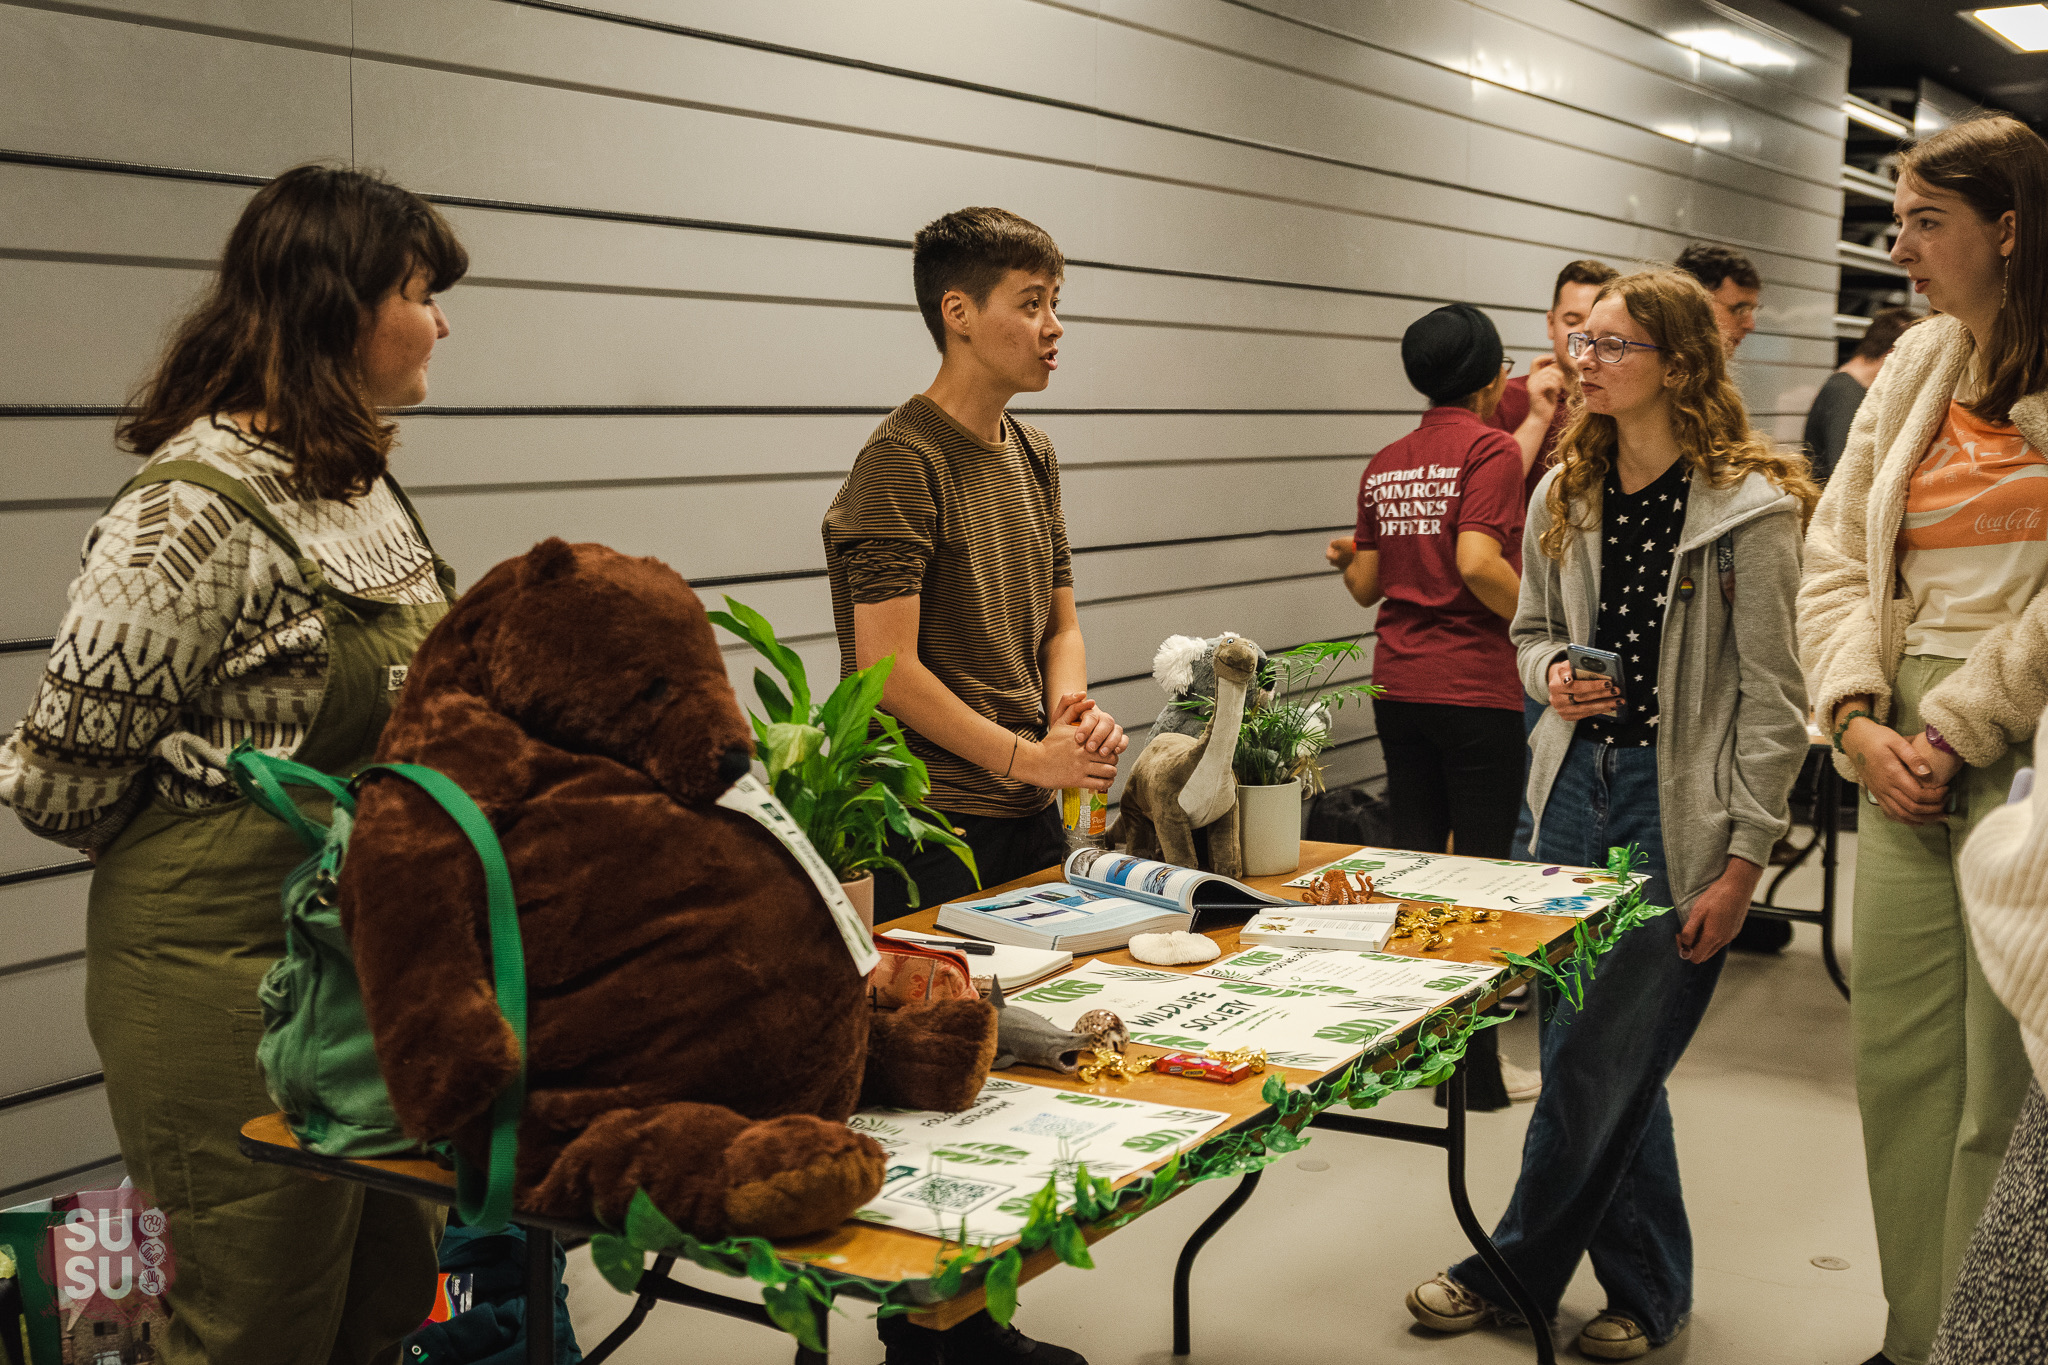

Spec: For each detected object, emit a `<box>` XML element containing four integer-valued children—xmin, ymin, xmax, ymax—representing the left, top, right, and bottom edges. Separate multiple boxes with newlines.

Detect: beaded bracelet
<box><xmin>1831</xmin><ymin>708</ymin><xmax>1873</xmax><ymax>755</ymax></box>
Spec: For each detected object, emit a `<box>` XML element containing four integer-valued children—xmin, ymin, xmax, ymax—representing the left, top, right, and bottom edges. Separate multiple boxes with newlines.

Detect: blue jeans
<box><xmin>1451</xmin><ymin>736</ymin><xmax>1725</xmax><ymax>1346</ymax></box>
<box><xmin>1512</xmin><ymin>694</ymin><xmax>1545</xmax><ymax>856</ymax></box>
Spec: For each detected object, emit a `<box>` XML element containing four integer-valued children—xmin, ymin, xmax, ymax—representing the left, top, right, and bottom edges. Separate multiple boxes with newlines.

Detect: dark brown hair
<box><xmin>1552</xmin><ymin>258</ymin><xmax>1619</xmax><ymax>306</ymax></box>
<box><xmin>1540</xmin><ymin>270</ymin><xmax>1818</xmax><ymax>560</ymax></box>
<box><xmin>119</xmin><ymin>164</ymin><xmax>468</xmax><ymax>502</ymax></box>
<box><xmin>1900</xmin><ymin>114</ymin><xmax>2048</xmax><ymax>423</ymax></box>
<box><xmin>1854</xmin><ymin>306</ymin><xmax>1921</xmax><ymax>360</ymax></box>
<box><xmin>1674</xmin><ymin>242</ymin><xmax>1760</xmax><ymax>293</ymax></box>
<box><xmin>911</xmin><ymin>207</ymin><xmax>1064</xmax><ymax>353</ymax></box>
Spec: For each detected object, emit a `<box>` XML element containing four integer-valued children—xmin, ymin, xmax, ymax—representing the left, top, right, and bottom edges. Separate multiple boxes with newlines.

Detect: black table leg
<box><xmin>582</xmin><ymin>1254</ymin><xmax>677</xmax><ymax>1365</ymax></box>
<box><xmin>1816</xmin><ymin>760</ymin><xmax>1850</xmax><ymax>1002</ymax></box>
<box><xmin>525</xmin><ymin>1225</ymin><xmax>556</xmax><ymax>1365</ymax></box>
<box><xmin>1311</xmin><ymin>1068</ymin><xmax>1555</xmax><ymax>1363</ymax></box>
<box><xmin>1171</xmin><ymin>1169</ymin><xmax>1265</xmax><ymax>1356</ymax></box>
<box><xmin>1440</xmin><ymin>1070</ymin><xmax>1555</xmax><ymax>1365</ymax></box>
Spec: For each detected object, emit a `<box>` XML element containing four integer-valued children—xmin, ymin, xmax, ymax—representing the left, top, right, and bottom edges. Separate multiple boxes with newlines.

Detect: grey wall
<box><xmin>0</xmin><ymin>0</ymin><xmax>1846</xmax><ymax>1196</ymax></box>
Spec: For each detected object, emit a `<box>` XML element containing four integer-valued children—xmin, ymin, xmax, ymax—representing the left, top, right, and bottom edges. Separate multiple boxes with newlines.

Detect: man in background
<box><xmin>1804</xmin><ymin>307</ymin><xmax>1918</xmax><ymax>482</ymax></box>
<box><xmin>1490</xmin><ymin>258</ymin><xmax>1619</xmax><ymax>505</ymax></box>
<box><xmin>1676</xmin><ymin>242</ymin><xmax>1761</xmax><ymax>352</ymax></box>
<box><xmin>1491</xmin><ymin>258</ymin><xmax>1617</xmax><ymax>860</ymax></box>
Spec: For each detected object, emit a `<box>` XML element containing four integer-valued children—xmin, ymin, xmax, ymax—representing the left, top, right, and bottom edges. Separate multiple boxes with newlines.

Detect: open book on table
<box><xmin>935</xmin><ymin>848</ymin><xmax>1290</xmax><ymax>954</ymax></box>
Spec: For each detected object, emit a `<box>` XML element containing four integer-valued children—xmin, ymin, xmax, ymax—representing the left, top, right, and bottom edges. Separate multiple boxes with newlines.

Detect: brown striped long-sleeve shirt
<box><xmin>823</xmin><ymin>394</ymin><xmax>1072</xmax><ymax>817</ymax></box>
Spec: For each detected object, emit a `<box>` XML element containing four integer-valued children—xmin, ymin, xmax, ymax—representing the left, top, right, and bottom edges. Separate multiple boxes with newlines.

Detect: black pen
<box><xmin>889</xmin><ymin>932</ymin><xmax>995</xmax><ymax>955</ymax></box>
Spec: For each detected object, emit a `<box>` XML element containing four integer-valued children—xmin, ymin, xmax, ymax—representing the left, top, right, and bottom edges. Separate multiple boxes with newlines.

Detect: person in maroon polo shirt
<box><xmin>1326</xmin><ymin>302</ymin><xmax>1537</xmax><ymax>1109</ymax></box>
<box><xmin>1491</xmin><ymin>258</ymin><xmax>1619</xmax><ymax>506</ymax></box>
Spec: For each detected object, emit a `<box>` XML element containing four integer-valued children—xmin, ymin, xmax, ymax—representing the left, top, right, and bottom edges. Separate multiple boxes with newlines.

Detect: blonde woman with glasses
<box><xmin>1407</xmin><ymin>269</ymin><xmax>1815</xmax><ymax>1359</ymax></box>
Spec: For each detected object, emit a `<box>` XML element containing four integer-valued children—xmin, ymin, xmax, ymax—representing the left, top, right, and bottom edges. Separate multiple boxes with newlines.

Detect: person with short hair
<box><xmin>825</xmin><ymin>209</ymin><xmax>1118</xmax><ymax>1363</ymax></box>
<box><xmin>1328</xmin><ymin>303</ymin><xmax>1540</xmax><ymax>1108</ymax></box>
<box><xmin>1408</xmin><ymin>269</ymin><xmax>1814</xmax><ymax>1360</ymax></box>
<box><xmin>1804</xmin><ymin>307</ymin><xmax>1921</xmax><ymax>482</ymax></box>
<box><xmin>1801</xmin><ymin>113</ymin><xmax>2048</xmax><ymax>1365</ymax></box>
<box><xmin>0</xmin><ymin>165</ymin><xmax>465</xmax><ymax>1364</ymax></box>
<box><xmin>1493</xmin><ymin>258</ymin><xmax>1621</xmax><ymax>856</ymax></box>
<box><xmin>1492</xmin><ymin>258</ymin><xmax>1622</xmax><ymax>499</ymax></box>
<box><xmin>1675</xmin><ymin>242</ymin><xmax>1762</xmax><ymax>351</ymax></box>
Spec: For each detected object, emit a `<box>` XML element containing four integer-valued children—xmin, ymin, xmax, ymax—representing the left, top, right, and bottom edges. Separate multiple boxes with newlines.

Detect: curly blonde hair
<box><xmin>1538</xmin><ymin>268</ymin><xmax>1819</xmax><ymax>560</ymax></box>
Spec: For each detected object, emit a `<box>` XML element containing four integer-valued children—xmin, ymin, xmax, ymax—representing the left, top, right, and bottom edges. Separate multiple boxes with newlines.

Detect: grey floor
<box><xmin>564</xmin><ymin>833</ymin><xmax>1881</xmax><ymax>1364</ymax></box>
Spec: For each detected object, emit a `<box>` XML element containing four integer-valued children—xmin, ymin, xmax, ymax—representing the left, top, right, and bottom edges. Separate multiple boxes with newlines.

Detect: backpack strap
<box><xmin>357</xmin><ymin>762</ymin><xmax>526</xmax><ymax>1233</ymax></box>
<box><xmin>228</xmin><ymin>745</ymin><xmax>356</xmax><ymax>851</ymax></box>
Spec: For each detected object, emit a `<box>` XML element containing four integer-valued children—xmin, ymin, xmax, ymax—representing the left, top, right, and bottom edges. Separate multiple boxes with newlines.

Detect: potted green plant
<box><xmin>1194</xmin><ymin>641</ymin><xmax>1382</xmax><ymax>876</ymax></box>
<box><xmin>706</xmin><ymin>598</ymin><xmax>976</xmax><ymax>922</ymax></box>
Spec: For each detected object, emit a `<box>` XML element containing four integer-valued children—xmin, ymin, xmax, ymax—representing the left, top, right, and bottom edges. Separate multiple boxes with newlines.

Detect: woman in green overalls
<box><xmin>3</xmin><ymin>166</ymin><xmax>467</xmax><ymax>1363</ymax></box>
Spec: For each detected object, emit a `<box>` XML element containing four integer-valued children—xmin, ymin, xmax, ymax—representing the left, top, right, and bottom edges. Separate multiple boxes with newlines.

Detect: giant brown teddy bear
<box><xmin>339</xmin><ymin>539</ymin><xmax>997</xmax><ymax>1238</ymax></box>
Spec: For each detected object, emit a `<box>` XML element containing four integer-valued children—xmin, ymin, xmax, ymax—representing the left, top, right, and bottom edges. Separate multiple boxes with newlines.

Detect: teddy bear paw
<box><xmin>720</xmin><ymin>1114</ymin><xmax>887</xmax><ymax>1240</ymax></box>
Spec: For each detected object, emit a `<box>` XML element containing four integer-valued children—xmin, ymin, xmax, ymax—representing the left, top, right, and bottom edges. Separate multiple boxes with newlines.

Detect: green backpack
<box><xmin>229</xmin><ymin>744</ymin><xmax>527</xmax><ymax>1230</ymax></box>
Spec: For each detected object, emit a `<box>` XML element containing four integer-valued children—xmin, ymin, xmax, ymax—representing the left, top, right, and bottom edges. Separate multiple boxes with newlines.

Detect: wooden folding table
<box><xmin>242</xmin><ymin>839</ymin><xmax>1598</xmax><ymax>1363</ymax></box>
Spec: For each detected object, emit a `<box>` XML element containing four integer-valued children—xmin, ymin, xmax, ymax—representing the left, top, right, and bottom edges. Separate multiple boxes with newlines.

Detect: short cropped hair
<box><xmin>911</xmin><ymin>208</ymin><xmax>1065</xmax><ymax>353</ymax></box>
<box><xmin>1855</xmin><ymin>306</ymin><xmax>1920</xmax><ymax>360</ymax></box>
<box><xmin>1552</xmin><ymin>258</ymin><xmax>1619</xmax><ymax>306</ymax></box>
<box><xmin>1675</xmin><ymin>242</ymin><xmax>1761</xmax><ymax>293</ymax></box>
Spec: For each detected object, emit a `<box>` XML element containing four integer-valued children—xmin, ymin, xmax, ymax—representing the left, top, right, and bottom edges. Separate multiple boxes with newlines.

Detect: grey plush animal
<box><xmin>987</xmin><ymin>978</ymin><xmax>1120</xmax><ymax>1073</ymax></box>
<box><xmin>1151</xmin><ymin>633</ymin><xmax>1270</xmax><ymax>740</ymax></box>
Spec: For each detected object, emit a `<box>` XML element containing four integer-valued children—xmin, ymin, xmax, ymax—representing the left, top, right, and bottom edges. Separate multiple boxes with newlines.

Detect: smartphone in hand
<box><xmin>1566</xmin><ymin>643</ymin><xmax>1627</xmax><ymax>705</ymax></box>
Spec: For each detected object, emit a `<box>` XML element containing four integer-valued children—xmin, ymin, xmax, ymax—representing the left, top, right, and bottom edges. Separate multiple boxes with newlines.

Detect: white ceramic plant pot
<box><xmin>839</xmin><ymin>874</ymin><xmax>876</xmax><ymax>929</ymax></box>
<box><xmin>1237</xmin><ymin>779</ymin><xmax>1304</xmax><ymax>877</ymax></box>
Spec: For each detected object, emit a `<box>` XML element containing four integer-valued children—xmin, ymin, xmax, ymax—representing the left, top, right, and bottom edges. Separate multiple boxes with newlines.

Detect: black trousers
<box><xmin>872</xmin><ymin>802</ymin><xmax>1068</xmax><ymax>925</ymax></box>
<box><xmin>1373</xmin><ymin>697</ymin><xmax>1527</xmax><ymax>1112</ymax></box>
<box><xmin>1372</xmin><ymin>698</ymin><xmax>1527</xmax><ymax>862</ymax></box>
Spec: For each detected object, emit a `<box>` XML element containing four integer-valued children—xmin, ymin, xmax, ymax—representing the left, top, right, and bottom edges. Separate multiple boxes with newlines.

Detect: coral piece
<box><xmin>1128</xmin><ymin>930</ymin><xmax>1223</xmax><ymax>966</ymax></box>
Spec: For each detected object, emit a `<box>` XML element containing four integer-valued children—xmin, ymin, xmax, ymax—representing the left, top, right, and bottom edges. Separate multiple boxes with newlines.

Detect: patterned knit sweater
<box><xmin>1</xmin><ymin>416</ymin><xmax>442</xmax><ymax>850</ymax></box>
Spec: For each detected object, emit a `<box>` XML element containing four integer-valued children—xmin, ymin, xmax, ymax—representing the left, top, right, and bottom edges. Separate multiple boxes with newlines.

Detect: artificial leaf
<box><xmin>1050</xmin><ymin>1218</ymin><xmax>1095</xmax><ymax>1269</ymax></box>
<box><xmin>760</xmin><ymin>1280</ymin><xmax>828</xmax><ymax>1354</ymax></box>
<box><xmin>984</xmin><ymin>1247</ymin><xmax>1022</xmax><ymax>1326</ymax></box>
<box><xmin>624</xmin><ymin>1188</ymin><xmax>685</xmax><ymax>1252</ymax></box>
<box><xmin>588</xmin><ymin>1233</ymin><xmax>645</xmax><ymax>1294</ymax></box>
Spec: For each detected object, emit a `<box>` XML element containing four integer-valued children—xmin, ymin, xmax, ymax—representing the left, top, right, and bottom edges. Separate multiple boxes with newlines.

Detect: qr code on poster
<box><xmin>890</xmin><ymin>1173</ymin><xmax>1013</xmax><ymax>1214</ymax></box>
<box><xmin>1009</xmin><ymin>1113</ymin><xmax>1108</xmax><ymax>1141</ymax></box>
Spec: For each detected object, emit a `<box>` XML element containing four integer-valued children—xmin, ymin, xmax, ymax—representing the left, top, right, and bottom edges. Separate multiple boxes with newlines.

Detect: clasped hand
<box><xmin>1840</xmin><ymin>714</ymin><xmax>1961</xmax><ymax>825</ymax></box>
<box><xmin>1025</xmin><ymin>692</ymin><xmax>1126</xmax><ymax>793</ymax></box>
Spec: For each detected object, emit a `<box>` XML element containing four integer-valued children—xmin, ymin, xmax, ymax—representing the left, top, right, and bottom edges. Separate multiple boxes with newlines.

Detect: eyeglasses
<box><xmin>1566</xmin><ymin>332</ymin><xmax>1667</xmax><ymax>363</ymax></box>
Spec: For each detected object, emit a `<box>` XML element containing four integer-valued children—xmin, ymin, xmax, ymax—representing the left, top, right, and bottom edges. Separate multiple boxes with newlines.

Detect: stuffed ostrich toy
<box><xmin>1108</xmin><ymin>634</ymin><xmax>1259</xmax><ymax>876</ymax></box>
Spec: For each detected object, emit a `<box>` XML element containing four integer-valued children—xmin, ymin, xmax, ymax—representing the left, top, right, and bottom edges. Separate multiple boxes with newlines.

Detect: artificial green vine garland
<box><xmin>588</xmin><ymin>846</ymin><xmax>1668</xmax><ymax>1351</ymax></box>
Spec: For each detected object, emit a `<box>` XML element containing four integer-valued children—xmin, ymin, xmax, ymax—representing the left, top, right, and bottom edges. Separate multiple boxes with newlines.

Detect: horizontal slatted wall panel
<box><xmin>0</xmin><ymin>0</ymin><xmax>1845</xmax><ymax>1195</ymax></box>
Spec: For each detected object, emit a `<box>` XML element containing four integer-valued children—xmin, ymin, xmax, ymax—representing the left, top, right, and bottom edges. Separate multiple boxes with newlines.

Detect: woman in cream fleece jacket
<box><xmin>1798</xmin><ymin>115</ymin><xmax>2048</xmax><ymax>1365</ymax></box>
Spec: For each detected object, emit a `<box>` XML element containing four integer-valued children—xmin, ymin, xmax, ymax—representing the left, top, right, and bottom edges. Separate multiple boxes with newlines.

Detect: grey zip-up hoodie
<box><xmin>1512</xmin><ymin>465</ymin><xmax>1810</xmax><ymax>912</ymax></box>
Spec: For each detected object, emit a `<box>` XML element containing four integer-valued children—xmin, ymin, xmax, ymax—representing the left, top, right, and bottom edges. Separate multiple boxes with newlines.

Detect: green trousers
<box><xmin>1854</xmin><ymin>654</ymin><xmax>2034</xmax><ymax>1365</ymax></box>
<box><xmin>87</xmin><ymin>797</ymin><xmax>442</xmax><ymax>1365</ymax></box>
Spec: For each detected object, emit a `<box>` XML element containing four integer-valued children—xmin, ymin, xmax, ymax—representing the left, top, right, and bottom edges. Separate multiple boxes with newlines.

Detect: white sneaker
<box><xmin>1406</xmin><ymin>1273</ymin><xmax>1492</xmax><ymax>1333</ymax></box>
<box><xmin>1501</xmin><ymin>1059</ymin><xmax>1543</xmax><ymax>1102</ymax></box>
<box><xmin>1577</xmin><ymin>1312</ymin><xmax>1650</xmax><ymax>1359</ymax></box>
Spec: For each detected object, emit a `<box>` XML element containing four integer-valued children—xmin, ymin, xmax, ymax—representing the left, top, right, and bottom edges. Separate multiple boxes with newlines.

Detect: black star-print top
<box><xmin>1583</xmin><ymin>459</ymin><xmax>1690</xmax><ymax>748</ymax></box>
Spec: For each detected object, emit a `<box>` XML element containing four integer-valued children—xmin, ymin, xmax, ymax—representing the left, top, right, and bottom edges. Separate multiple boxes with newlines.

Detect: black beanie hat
<box><xmin>1401</xmin><ymin>303</ymin><xmax>1504</xmax><ymax>407</ymax></box>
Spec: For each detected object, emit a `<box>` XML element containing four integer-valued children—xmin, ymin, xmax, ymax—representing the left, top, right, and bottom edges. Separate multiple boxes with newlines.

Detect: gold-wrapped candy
<box><xmin>1204</xmin><ymin>1047</ymin><xmax>1267</xmax><ymax>1074</ymax></box>
<box><xmin>1076</xmin><ymin>1049</ymin><xmax>1152</xmax><ymax>1083</ymax></box>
